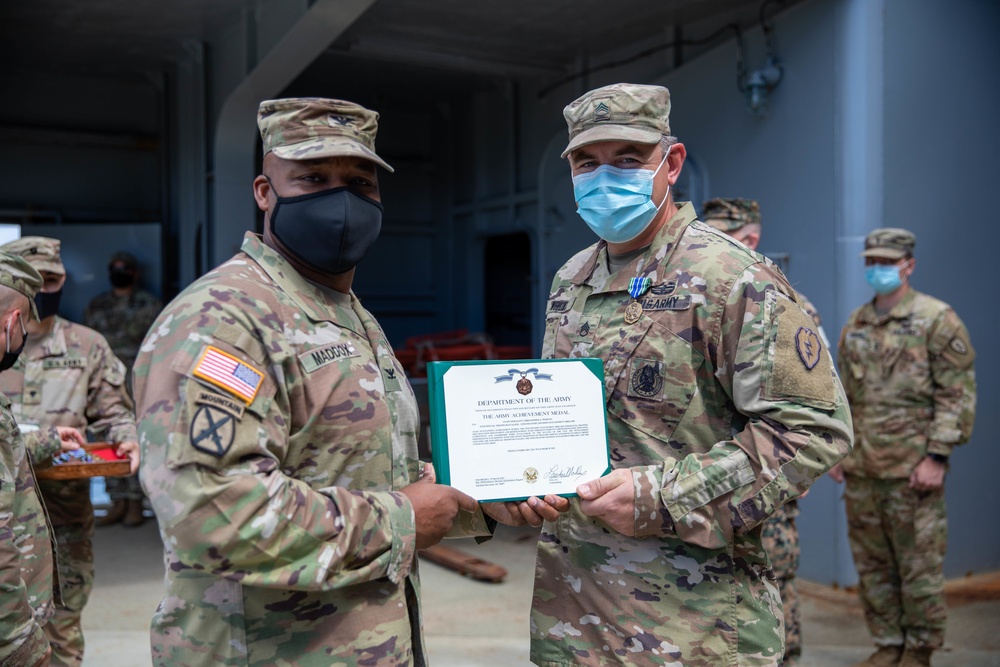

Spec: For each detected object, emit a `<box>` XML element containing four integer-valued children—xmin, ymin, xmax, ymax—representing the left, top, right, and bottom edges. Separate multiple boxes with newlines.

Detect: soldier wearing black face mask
<box><xmin>84</xmin><ymin>252</ymin><xmax>161</xmax><ymax>528</ymax></box>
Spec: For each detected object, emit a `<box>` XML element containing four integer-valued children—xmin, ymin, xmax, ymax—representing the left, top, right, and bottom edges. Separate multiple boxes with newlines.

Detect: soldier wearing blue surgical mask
<box><xmin>531</xmin><ymin>83</ymin><xmax>853</xmax><ymax>667</ymax></box>
<box><xmin>833</xmin><ymin>227</ymin><xmax>976</xmax><ymax>667</ymax></box>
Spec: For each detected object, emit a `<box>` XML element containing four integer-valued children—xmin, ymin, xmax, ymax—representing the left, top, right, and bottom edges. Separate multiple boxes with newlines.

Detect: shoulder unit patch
<box><xmin>794</xmin><ymin>326</ymin><xmax>822</xmax><ymax>370</ymax></box>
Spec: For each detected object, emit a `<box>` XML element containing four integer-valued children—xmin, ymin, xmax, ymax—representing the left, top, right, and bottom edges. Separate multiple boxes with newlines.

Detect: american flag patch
<box><xmin>192</xmin><ymin>346</ymin><xmax>264</xmax><ymax>405</ymax></box>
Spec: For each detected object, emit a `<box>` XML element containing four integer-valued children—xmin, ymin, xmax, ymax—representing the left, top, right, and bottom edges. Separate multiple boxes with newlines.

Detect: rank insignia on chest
<box><xmin>578</xmin><ymin>321</ymin><xmax>591</xmax><ymax>337</ymax></box>
<box><xmin>192</xmin><ymin>346</ymin><xmax>264</xmax><ymax>405</ymax></box>
<box><xmin>795</xmin><ymin>326</ymin><xmax>823</xmax><ymax>370</ymax></box>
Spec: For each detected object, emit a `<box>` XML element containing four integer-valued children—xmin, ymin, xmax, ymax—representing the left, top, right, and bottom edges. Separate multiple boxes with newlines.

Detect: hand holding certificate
<box><xmin>428</xmin><ymin>358</ymin><xmax>611</xmax><ymax>502</ymax></box>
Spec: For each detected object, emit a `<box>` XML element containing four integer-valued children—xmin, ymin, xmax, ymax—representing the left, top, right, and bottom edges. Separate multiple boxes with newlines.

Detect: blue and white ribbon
<box><xmin>494</xmin><ymin>368</ymin><xmax>554</xmax><ymax>383</ymax></box>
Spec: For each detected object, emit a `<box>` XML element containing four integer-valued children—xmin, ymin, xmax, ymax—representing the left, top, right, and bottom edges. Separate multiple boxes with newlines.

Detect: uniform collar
<box><xmin>858</xmin><ymin>288</ymin><xmax>917</xmax><ymax>324</ymax></box>
<box><xmin>571</xmin><ymin>202</ymin><xmax>697</xmax><ymax>293</ymax></box>
<box><xmin>239</xmin><ymin>233</ymin><xmax>364</xmax><ymax>331</ymax></box>
<box><xmin>24</xmin><ymin>316</ymin><xmax>68</xmax><ymax>360</ymax></box>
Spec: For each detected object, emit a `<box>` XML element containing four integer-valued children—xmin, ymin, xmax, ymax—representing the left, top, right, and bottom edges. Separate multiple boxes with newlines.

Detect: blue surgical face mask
<box><xmin>572</xmin><ymin>148</ymin><xmax>671</xmax><ymax>244</ymax></box>
<box><xmin>865</xmin><ymin>264</ymin><xmax>905</xmax><ymax>295</ymax></box>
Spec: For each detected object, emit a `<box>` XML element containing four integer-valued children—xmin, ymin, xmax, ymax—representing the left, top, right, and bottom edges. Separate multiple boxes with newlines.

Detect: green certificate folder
<box><xmin>427</xmin><ymin>358</ymin><xmax>611</xmax><ymax>502</ymax></box>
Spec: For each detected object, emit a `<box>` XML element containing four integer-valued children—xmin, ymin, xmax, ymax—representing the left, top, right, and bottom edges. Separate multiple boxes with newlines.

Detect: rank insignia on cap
<box><xmin>192</xmin><ymin>346</ymin><xmax>264</xmax><ymax>405</ymax></box>
<box><xmin>795</xmin><ymin>327</ymin><xmax>822</xmax><ymax>371</ymax></box>
<box><xmin>594</xmin><ymin>102</ymin><xmax>610</xmax><ymax>122</ymax></box>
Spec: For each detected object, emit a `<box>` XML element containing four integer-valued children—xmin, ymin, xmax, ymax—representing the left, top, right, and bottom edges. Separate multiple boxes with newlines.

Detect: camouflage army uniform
<box><xmin>531</xmin><ymin>203</ymin><xmax>854</xmax><ymax>666</ymax></box>
<box><xmin>0</xmin><ymin>394</ymin><xmax>57</xmax><ymax>667</ymax></box>
<box><xmin>134</xmin><ymin>233</ymin><xmax>486</xmax><ymax>667</ymax></box>
<box><xmin>0</xmin><ymin>316</ymin><xmax>137</xmax><ymax>667</ymax></box>
<box><xmin>701</xmin><ymin>197</ymin><xmax>827</xmax><ymax>667</ymax></box>
<box><xmin>838</xmin><ymin>288</ymin><xmax>975</xmax><ymax>652</ymax></box>
<box><xmin>84</xmin><ymin>288</ymin><xmax>161</xmax><ymax>503</ymax></box>
<box><xmin>760</xmin><ymin>293</ymin><xmax>823</xmax><ymax>667</ymax></box>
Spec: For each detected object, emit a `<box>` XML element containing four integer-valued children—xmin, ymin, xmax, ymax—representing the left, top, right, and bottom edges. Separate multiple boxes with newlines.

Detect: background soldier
<box><xmin>702</xmin><ymin>197</ymin><xmax>826</xmax><ymax>667</ymax></box>
<box><xmin>831</xmin><ymin>228</ymin><xmax>976</xmax><ymax>667</ymax></box>
<box><xmin>84</xmin><ymin>251</ymin><xmax>161</xmax><ymax>528</ymax></box>
<box><xmin>0</xmin><ymin>237</ymin><xmax>139</xmax><ymax>667</ymax></box>
<box><xmin>530</xmin><ymin>83</ymin><xmax>853</xmax><ymax>667</ymax></box>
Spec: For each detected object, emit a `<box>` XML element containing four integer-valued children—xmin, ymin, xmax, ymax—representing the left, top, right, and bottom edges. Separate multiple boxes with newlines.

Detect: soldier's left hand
<box><xmin>482</xmin><ymin>495</ymin><xmax>570</xmax><ymax>527</ymax></box>
<box><xmin>116</xmin><ymin>440</ymin><xmax>140</xmax><ymax>475</ymax></box>
<box><xmin>909</xmin><ymin>456</ymin><xmax>945</xmax><ymax>491</ymax></box>
<box><xmin>577</xmin><ymin>469</ymin><xmax>636</xmax><ymax>537</ymax></box>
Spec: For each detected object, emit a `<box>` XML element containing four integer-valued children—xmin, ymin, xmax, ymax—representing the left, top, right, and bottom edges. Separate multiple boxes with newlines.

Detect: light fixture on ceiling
<box><xmin>737</xmin><ymin>0</ymin><xmax>785</xmax><ymax>117</ymax></box>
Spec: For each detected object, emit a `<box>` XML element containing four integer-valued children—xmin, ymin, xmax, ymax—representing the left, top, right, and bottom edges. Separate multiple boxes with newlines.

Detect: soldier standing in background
<box><xmin>0</xmin><ymin>236</ymin><xmax>139</xmax><ymax>667</ymax></box>
<box><xmin>702</xmin><ymin>197</ymin><xmax>827</xmax><ymax>667</ymax></box>
<box><xmin>832</xmin><ymin>228</ymin><xmax>976</xmax><ymax>667</ymax></box>
<box><xmin>530</xmin><ymin>83</ymin><xmax>853</xmax><ymax>667</ymax></box>
<box><xmin>84</xmin><ymin>251</ymin><xmax>161</xmax><ymax>528</ymax></box>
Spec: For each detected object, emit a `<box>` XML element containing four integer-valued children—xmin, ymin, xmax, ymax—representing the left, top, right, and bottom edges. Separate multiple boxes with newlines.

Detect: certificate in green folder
<box><xmin>427</xmin><ymin>358</ymin><xmax>611</xmax><ymax>502</ymax></box>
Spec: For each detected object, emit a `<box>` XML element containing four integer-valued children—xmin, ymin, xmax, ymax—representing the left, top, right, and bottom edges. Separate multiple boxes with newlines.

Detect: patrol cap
<box><xmin>0</xmin><ymin>251</ymin><xmax>43</xmax><ymax>320</ymax></box>
<box><xmin>702</xmin><ymin>198</ymin><xmax>761</xmax><ymax>232</ymax></box>
<box><xmin>108</xmin><ymin>251</ymin><xmax>138</xmax><ymax>270</ymax></box>
<box><xmin>0</xmin><ymin>236</ymin><xmax>65</xmax><ymax>276</ymax></box>
<box><xmin>860</xmin><ymin>227</ymin><xmax>916</xmax><ymax>260</ymax></box>
<box><xmin>561</xmin><ymin>83</ymin><xmax>671</xmax><ymax>158</ymax></box>
<box><xmin>257</xmin><ymin>97</ymin><xmax>394</xmax><ymax>172</ymax></box>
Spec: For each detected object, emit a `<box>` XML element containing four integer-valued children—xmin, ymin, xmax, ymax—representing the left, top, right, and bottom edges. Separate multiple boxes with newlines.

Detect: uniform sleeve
<box><xmin>925</xmin><ymin>308</ymin><xmax>976</xmax><ymax>456</ymax></box>
<box><xmin>0</xmin><ymin>458</ymin><xmax>49</xmax><ymax>667</ymax></box>
<box><xmin>84</xmin><ymin>339</ymin><xmax>137</xmax><ymax>443</ymax></box>
<box><xmin>633</xmin><ymin>265</ymin><xmax>854</xmax><ymax>548</ymax></box>
<box><xmin>136</xmin><ymin>308</ymin><xmax>418</xmax><ymax>592</ymax></box>
<box><xmin>21</xmin><ymin>427</ymin><xmax>63</xmax><ymax>466</ymax></box>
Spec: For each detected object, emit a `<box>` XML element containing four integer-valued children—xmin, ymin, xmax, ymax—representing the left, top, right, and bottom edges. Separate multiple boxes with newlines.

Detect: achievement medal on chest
<box><xmin>624</xmin><ymin>276</ymin><xmax>652</xmax><ymax>325</ymax></box>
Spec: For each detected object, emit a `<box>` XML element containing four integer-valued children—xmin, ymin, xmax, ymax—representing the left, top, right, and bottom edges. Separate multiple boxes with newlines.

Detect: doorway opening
<box><xmin>484</xmin><ymin>232</ymin><xmax>533</xmax><ymax>355</ymax></box>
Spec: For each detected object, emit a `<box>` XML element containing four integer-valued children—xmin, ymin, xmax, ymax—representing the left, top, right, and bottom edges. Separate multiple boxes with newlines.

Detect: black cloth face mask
<box><xmin>0</xmin><ymin>315</ymin><xmax>27</xmax><ymax>372</ymax></box>
<box><xmin>35</xmin><ymin>290</ymin><xmax>62</xmax><ymax>320</ymax></box>
<box><xmin>269</xmin><ymin>185</ymin><xmax>384</xmax><ymax>276</ymax></box>
<box><xmin>109</xmin><ymin>268</ymin><xmax>135</xmax><ymax>288</ymax></box>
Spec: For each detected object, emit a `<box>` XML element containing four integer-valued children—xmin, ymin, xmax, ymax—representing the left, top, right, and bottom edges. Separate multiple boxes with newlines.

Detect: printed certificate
<box><xmin>428</xmin><ymin>358</ymin><xmax>611</xmax><ymax>502</ymax></box>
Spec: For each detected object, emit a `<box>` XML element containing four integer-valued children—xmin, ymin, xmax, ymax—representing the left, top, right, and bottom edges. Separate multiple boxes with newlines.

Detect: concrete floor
<box><xmin>81</xmin><ymin>519</ymin><xmax>1000</xmax><ymax>667</ymax></box>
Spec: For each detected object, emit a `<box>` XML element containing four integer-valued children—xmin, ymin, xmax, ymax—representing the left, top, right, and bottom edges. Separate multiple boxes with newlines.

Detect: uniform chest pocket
<box><xmin>843</xmin><ymin>332</ymin><xmax>869</xmax><ymax>380</ymax></box>
<box><xmin>605</xmin><ymin>318</ymin><xmax>704</xmax><ymax>445</ymax></box>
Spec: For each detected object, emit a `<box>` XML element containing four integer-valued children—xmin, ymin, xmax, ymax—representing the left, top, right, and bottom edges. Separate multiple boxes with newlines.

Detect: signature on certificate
<box><xmin>544</xmin><ymin>464</ymin><xmax>587</xmax><ymax>482</ymax></box>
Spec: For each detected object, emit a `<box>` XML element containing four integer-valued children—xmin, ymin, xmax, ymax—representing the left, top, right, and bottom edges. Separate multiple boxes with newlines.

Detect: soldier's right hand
<box><xmin>400</xmin><ymin>464</ymin><xmax>478</xmax><ymax>550</ymax></box>
<box><xmin>827</xmin><ymin>463</ymin><xmax>845</xmax><ymax>484</ymax></box>
<box><xmin>56</xmin><ymin>427</ymin><xmax>85</xmax><ymax>451</ymax></box>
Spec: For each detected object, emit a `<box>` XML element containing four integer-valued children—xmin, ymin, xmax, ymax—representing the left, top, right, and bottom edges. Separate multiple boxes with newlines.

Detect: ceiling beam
<box><xmin>328</xmin><ymin>39</ymin><xmax>567</xmax><ymax>79</ymax></box>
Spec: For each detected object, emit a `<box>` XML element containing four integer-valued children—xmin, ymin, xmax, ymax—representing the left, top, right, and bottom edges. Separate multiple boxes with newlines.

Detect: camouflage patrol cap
<box><xmin>702</xmin><ymin>198</ymin><xmax>761</xmax><ymax>232</ymax></box>
<box><xmin>108</xmin><ymin>251</ymin><xmax>138</xmax><ymax>269</ymax></box>
<box><xmin>861</xmin><ymin>227</ymin><xmax>916</xmax><ymax>260</ymax></box>
<box><xmin>0</xmin><ymin>236</ymin><xmax>64</xmax><ymax>276</ymax></box>
<box><xmin>257</xmin><ymin>97</ymin><xmax>394</xmax><ymax>172</ymax></box>
<box><xmin>0</xmin><ymin>252</ymin><xmax>43</xmax><ymax>320</ymax></box>
<box><xmin>561</xmin><ymin>83</ymin><xmax>671</xmax><ymax>158</ymax></box>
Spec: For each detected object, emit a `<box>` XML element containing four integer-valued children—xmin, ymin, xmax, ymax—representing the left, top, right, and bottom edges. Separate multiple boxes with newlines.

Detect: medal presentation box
<box><xmin>35</xmin><ymin>443</ymin><xmax>131</xmax><ymax>481</ymax></box>
<box><xmin>428</xmin><ymin>358</ymin><xmax>611</xmax><ymax>502</ymax></box>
